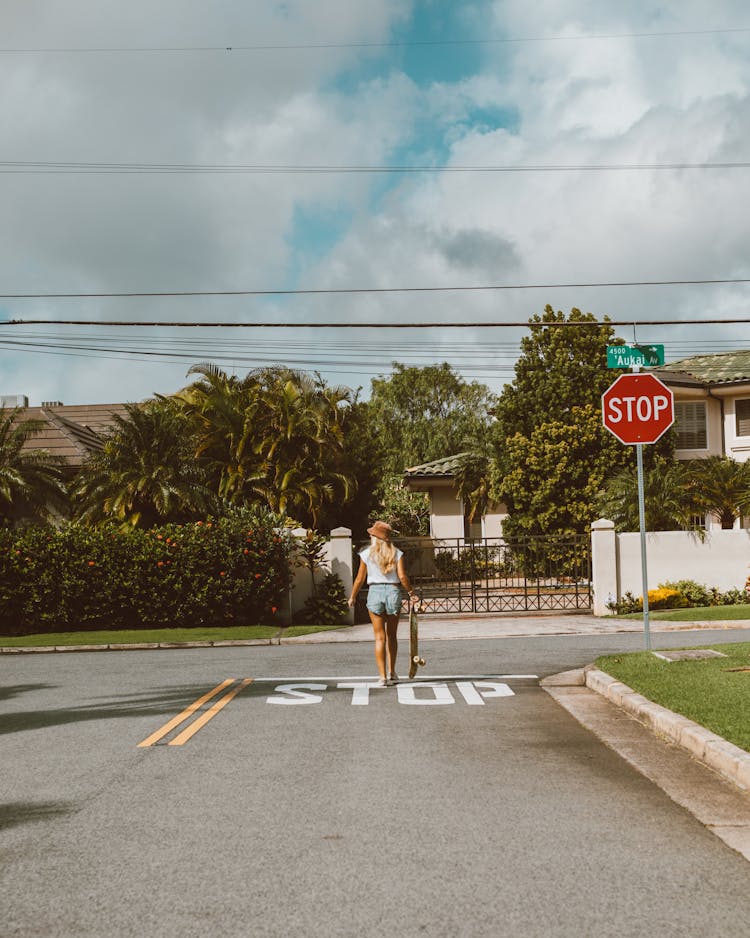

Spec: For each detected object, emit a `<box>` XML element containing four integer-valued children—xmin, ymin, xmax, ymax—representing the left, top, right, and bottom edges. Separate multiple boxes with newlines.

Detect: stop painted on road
<box><xmin>265</xmin><ymin>679</ymin><xmax>532</xmax><ymax>706</ymax></box>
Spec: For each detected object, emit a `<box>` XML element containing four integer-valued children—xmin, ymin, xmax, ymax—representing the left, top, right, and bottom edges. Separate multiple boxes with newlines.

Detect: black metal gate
<box><xmin>396</xmin><ymin>535</ymin><xmax>592</xmax><ymax>614</ymax></box>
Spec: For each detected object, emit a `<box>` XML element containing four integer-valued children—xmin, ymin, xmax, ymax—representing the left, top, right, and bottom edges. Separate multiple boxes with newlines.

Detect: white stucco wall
<box><xmin>617</xmin><ymin>529</ymin><xmax>750</xmax><ymax>596</ymax></box>
<box><xmin>428</xmin><ymin>486</ymin><xmax>463</xmax><ymax>539</ymax></box>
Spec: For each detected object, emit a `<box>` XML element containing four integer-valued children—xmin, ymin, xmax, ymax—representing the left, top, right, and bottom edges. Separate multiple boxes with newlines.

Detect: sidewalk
<box><xmin>280</xmin><ymin>612</ymin><xmax>750</xmax><ymax>643</ymax></box>
<box><xmin>3</xmin><ymin>612</ymin><xmax>750</xmax><ymax>654</ymax></box>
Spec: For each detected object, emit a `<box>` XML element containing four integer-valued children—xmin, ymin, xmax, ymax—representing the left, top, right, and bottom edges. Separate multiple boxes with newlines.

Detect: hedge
<box><xmin>0</xmin><ymin>508</ymin><xmax>291</xmax><ymax>635</ymax></box>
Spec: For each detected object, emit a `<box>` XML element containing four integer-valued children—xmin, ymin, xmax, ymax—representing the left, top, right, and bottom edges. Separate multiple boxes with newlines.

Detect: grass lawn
<box><xmin>596</xmin><ymin>642</ymin><xmax>750</xmax><ymax>753</ymax></box>
<box><xmin>619</xmin><ymin>604</ymin><xmax>750</xmax><ymax>621</ymax></box>
<box><xmin>0</xmin><ymin>624</ymin><xmax>349</xmax><ymax>648</ymax></box>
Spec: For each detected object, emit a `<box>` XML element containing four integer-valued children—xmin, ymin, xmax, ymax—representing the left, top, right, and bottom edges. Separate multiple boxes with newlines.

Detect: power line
<box><xmin>1</xmin><ymin>26</ymin><xmax>749</xmax><ymax>54</ymax></box>
<box><xmin>2</xmin><ymin>278</ymin><xmax>750</xmax><ymax>301</ymax></box>
<box><xmin>4</xmin><ymin>317</ymin><xmax>750</xmax><ymax>329</ymax></box>
<box><xmin>3</xmin><ymin>159</ymin><xmax>750</xmax><ymax>175</ymax></box>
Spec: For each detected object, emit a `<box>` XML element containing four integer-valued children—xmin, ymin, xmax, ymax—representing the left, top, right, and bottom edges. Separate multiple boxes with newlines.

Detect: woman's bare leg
<box><xmin>385</xmin><ymin>614</ymin><xmax>399</xmax><ymax>677</ymax></box>
<box><xmin>369</xmin><ymin>611</ymin><xmax>387</xmax><ymax>680</ymax></box>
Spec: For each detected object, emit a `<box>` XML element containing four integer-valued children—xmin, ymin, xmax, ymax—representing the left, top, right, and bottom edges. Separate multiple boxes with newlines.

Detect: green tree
<box><xmin>0</xmin><ymin>407</ymin><xmax>68</xmax><ymax>525</ymax></box>
<box><xmin>597</xmin><ymin>455</ymin><xmax>697</xmax><ymax>531</ymax></box>
<box><xmin>174</xmin><ymin>363</ymin><xmax>265</xmax><ymax>503</ymax></box>
<box><xmin>689</xmin><ymin>456</ymin><xmax>750</xmax><ymax>529</ymax></box>
<box><xmin>73</xmin><ymin>402</ymin><xmax>216</xmax><ymax>528</ymax></box>
<box><xmin>315</xmin><ymin>399</ymin><xmax>383</xmax><ymax>537</ymax></box>
<box><xmin>176</xmin><ymin>365</ymin><xmax>356</xmax><ymax>527</ymax></box>
<box><xmin>491</xmin><ymin>306</ymin><xmax>672</xmax><ymax>538</ymax></box>
<box><xmin>252</xmin><ymin>368</ymin><xmax>354</xmax><ymax>525</ymax></box>
<box><xmin>497</xmin><ymin>406</ymin><xmax>617</xmax><ymax>537</ymax></box>
<box><xmin>371</xmin><ymin>474</ymin><xmax>430</xmax><ymax>537</ymax></box>
<box><xmin>368</xmin><ymin>363</ymin><xmax>497</xmax><ymax>475</ymax></box>
<box><xmin>493</xmin><ymin>306</ymin><xmax>621</xmax><ymax>441</ymax></box>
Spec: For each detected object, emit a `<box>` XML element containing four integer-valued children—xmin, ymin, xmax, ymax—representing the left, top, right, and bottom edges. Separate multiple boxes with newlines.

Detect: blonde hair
<box><xmin>370</xmin><ymin>535</ymin><xmax>397</xmax><ymax>575</ymax></box>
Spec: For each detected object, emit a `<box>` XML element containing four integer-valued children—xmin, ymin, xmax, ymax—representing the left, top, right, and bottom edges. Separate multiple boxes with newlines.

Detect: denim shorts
<box><xmin>366</xmin><ymin>583</ymin><xmax>403</xmax><ymax>616</ymax></box>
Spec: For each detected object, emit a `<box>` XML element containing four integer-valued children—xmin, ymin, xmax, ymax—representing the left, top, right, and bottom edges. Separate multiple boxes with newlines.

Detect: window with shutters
<box><xmin>735</xmin><ymin>399</ymin><xmax>750</xmax><ymax>437</ymax></box>
<box><xmin>674</xmin><ymin>401</ymin><xmax>707</xmax><ymax>449</ymax></box>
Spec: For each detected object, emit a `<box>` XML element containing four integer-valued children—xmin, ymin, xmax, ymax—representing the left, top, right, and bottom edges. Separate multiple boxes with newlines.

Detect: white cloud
<box><xmin>1</xmin><ymin>1</ymin><xmax>750</xmax><ymax>403</ymax></box>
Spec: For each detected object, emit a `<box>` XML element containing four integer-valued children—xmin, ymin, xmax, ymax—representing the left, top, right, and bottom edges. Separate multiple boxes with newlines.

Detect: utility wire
<box><xmin>2</xmin><ymin>159</ymin><xmax>750</xmax><ymax>174</ymax></box>
<box><xmin>4</xmin><ymin>317</ymin><xmax>750</xmax><ymax>329</ymax></box>
<box><xmin>3</xmin><ymin>278</ymin><xmax>750</xmax><ymax>301</ymax></box>
<box><xmin>1</xmin><ymin>26</ymin><xmax>749</xmax><ymax>54</ymax></box>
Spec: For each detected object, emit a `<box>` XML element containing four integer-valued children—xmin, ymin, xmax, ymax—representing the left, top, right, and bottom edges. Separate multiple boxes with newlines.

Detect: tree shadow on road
<box><xmin>0</xmin><ymin>685</ymin><xmax>226</xmax><ymax>737</ymax></box>
<box><xmin>0</xmin><ymin>801</ymin><xmax>77</xmax><ymax>832</ymax></box>
<box><xmin>0</xmin><ymin>683</ymin><xmax>59</xmax><ymax>702</ymax></box>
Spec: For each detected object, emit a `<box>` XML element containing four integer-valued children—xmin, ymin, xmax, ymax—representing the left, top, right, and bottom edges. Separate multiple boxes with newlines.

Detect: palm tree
<box><xmin>253</xmin><ymin>369</ymin><xmax>354</xmax><ymax>524</ymax></box>
<box><xmin>689</xmin><ymin>456</ymin><xmax>750</xmax><ymax>529</ymax></box>
<box><xmin>0</xmin><ymin>407</ymin><xmax>68</xmax><ymax>525</ymax></box>
<box><xmin>173</xmin><ymin>363</ymin><xmax>265</xmax><ymax>503</ymax></box>
<box><xmin>598</xmin><ymin>456</ymin><xmax>697</xmax><ymax>531</ymax></box>
<box><xmin>453</xmin><ymin>452</ymin><xmax>493</xmax><ymax>523</ymax></box>
<box><xmin>72</xmin><ymin>401</ymin><xmax>216</xmax><ymax>528</ymax></box>
<box><xmin>176</xmin><ymin>364</ymin><xmax>355</xmax><ymax>526</ymax></box>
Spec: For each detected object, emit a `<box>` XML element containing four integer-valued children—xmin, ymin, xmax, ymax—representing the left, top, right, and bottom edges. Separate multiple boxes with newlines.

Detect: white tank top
<box><xmin>359</xmin><ymin>546</ymin><xmax>403</xmax><ymax>584</ymax></box>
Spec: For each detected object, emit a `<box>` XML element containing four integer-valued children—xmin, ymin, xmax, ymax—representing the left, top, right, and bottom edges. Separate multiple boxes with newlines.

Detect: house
<box><xmin>7</xmin><ymin>399</ymin><xmax>129</xmax><ymax>474</ymax></box>
<box><xmin>654</xmin><ymin>350</ymin><xmax>750</xmax><ymax>462</ymax></box>
<box><xmin>402</xmin><ymin>453</ymin><xmax>508</xmax><ymax>541</ymax></box>
<box><xmin>403</xmin><ymin>350</ymin><xmax>750</xmax><ymax>541</ymax></box>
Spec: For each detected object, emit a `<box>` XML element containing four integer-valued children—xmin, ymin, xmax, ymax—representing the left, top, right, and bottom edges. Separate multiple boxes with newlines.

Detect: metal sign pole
<box><xmin>636</xmin><ymin>442</ymin><xmax>651</xmax><ymax>650</ymax></box>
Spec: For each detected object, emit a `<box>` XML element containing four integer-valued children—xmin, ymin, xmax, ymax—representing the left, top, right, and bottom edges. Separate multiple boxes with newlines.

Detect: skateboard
<box><xmin>408</xmin><ymin>603</ymin><xmax>426</xmax><ymax>679</ymax></box>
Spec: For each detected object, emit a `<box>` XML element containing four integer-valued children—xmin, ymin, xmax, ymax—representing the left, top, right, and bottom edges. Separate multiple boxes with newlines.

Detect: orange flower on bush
<box><xmin>255</xmin><ymin>573</ymin><xmax>262</xmax><ymax>579</ymax></box>
<box><xmin>88</xmin><ymin>561</ymin><xmax>96</xmax><ymax>567</ymax></box>
<box><xmin>157</xmin><ymin>561</ymin><xmax>164</xmax><ymax>567</ymax></box>
<box><xmin>219</xmin><ymin>571</ymin><xmax>226</xmax><ymax>577</ymax></box>
<box><xmin>243</xmin><ymin>548</ymin><xmax>249</xmax><ymax>555</ymax></box>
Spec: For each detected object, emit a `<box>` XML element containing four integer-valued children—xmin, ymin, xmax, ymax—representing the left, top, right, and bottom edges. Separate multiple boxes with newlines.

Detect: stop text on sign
<box><xmin>604</xmin><ymin>393</ymin><xmax>670</xmax><ymax>423</ymax></box>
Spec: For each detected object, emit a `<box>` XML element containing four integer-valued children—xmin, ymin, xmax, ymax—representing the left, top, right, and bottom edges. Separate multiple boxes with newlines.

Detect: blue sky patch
<box><xmin>284</xmin><ymin>202</ymin><xmax>354</xmax><ymax>288</ymax></box>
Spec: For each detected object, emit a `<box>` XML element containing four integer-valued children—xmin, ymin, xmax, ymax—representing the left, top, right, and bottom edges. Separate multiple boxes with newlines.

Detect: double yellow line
<box><xmin>137</xmin><ymin>678</ymin><xmax>253</xmax><ymax>747</ymax></box>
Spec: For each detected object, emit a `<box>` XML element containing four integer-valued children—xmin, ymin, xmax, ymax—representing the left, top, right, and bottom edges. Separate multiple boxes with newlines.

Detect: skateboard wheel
<box><xmin>419</xmin><ymin>658</ymin><xmax>425</xmax><ymax>666</ymax></box>
<box><xmin>412</xmin><ymin>655</ymin><xmax>420</xmax><ymax>663</ymax></box>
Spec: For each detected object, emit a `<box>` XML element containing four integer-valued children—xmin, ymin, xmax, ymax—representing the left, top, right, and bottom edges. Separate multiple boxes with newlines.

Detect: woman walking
<box><xmin>347</xmin><ymin>520</ymin><xmax>419</xmax><ymax>687</ymax></box>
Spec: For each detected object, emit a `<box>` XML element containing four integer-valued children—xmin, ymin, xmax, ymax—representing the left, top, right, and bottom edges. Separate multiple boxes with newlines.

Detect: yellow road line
<box><xmin>137</xmin><ymin>679</ymin><xmax>237</xmax><ymax>748</ymax></box>
<box><xmin>168</xmin><ymin>678</ymin><xmax>254</xmax><ymax>747</ymax></box>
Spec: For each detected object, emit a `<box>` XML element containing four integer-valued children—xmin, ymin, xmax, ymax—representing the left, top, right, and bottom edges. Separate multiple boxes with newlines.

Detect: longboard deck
<box><xmin>408</xmin><ymin>606</ymin><xmax>426</xmax><ymax>679</ymax></box>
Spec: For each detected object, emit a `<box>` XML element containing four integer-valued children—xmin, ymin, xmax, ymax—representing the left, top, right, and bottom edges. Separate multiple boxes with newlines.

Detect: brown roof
<box><xmin>15</xmin><ymin>403</ymin><xmax>129</xmax><ymax>469</ymax></box>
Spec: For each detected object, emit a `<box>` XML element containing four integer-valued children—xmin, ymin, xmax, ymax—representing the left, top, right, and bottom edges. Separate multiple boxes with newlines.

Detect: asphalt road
<box><xmin>2</xmin><ymin>630</ymin><xmax>750</xmax><ymax>937</ymax></box>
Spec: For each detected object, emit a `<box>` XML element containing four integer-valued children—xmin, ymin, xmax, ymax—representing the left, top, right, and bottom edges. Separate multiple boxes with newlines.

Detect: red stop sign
<box><xmin>602</xmin><ymin>373</ymin><xmax>674</xmax><ymax>444</ymax></box>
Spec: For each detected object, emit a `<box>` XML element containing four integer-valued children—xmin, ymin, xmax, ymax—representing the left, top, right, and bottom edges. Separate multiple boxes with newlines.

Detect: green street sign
<box><xmin>607</xmin><ymin>344</ymin><xmax>664</xmax><ymax>369</ymax></box>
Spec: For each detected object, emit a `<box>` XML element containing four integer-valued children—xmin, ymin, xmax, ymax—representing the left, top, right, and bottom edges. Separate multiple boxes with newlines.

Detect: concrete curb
<box><xmin>584</xmin><ymin>667</ymin><xmax>750</xmax><ymax>794</ymax></box>
<box><xmin>0</xmin><ymin>638</ymin><xmax>280</xmax><ymax>654</ymax></box>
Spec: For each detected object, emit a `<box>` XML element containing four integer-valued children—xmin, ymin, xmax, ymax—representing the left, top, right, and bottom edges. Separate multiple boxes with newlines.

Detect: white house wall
<box><xmin>724</xmin><ymin>393</ymin><xmax>750</xmax><ymax>463</ymax></box>
<box><xmin>429</xmin><ymin>487</ymin><xmax>464</xmax><ymax>539</ymax></box>
<box><xmin>674</xmin><ymin>392</ymin><xmax>723</xmax><ymax>460</ymax></box>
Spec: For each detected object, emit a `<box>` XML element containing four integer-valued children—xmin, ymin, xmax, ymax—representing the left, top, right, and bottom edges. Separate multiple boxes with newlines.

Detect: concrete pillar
<box><xmin>327</xmin><ymin>526</ymin><xmax>354</xmax><ymax>624</ymax></box>
<box><xmin>591</xmin><ymin>519</ymin><xmax>618</xmax><ymax>616</ymax></box>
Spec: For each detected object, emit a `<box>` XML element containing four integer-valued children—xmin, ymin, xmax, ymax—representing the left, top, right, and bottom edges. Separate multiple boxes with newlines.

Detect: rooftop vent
<box><xmin>41</xmin><ymin>401</ymin><xmax>64</xmax><ymax>407</ymax></box>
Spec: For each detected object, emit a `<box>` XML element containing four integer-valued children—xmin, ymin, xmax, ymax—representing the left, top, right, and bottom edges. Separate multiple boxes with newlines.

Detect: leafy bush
<box><xmin>647</xmin><ymin>587</ymin><xmax>689</xmax><ymax>610</ymax></box>
<box><xmin>0</xmin><ymin>507</ymin><xmax>291</xmax><ymax>635</ymax></box>
<box><xmin>661</xmin><ymin>579</ymin><xmax>713</xmax><ymax>607</ymax></box>
<box><xmin>607</xmin><ymin>579</ymin><xmax>749</xmax><ymax>614</ymax></box>
<box><xmin>300</xmin><ymin>573</ymin><xmax>349</xmax><ymax>625</ymax></box>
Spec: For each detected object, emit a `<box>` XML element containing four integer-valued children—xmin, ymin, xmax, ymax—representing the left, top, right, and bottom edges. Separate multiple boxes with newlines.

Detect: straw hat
<box><xmin>367</xmin><ymin>520</ymin><xmax>394</xmax><ymax>541</ymax></box>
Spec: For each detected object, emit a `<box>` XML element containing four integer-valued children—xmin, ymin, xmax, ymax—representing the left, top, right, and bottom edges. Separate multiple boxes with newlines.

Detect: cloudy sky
<box><xmin>2</xmin><ymin>1</ymin><xmax>750</xmax><ymax>405</ymax></box>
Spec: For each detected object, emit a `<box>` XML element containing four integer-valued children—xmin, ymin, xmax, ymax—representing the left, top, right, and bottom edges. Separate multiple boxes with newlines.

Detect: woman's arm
<box><xmin>397</xmin><ymin>556</ymin><xmax>419</xmax><ymax>606</ymax></box>
<box><xmin>347</xmin><ymin>559</ymin><xmax>367</xmax><ymax>607</ymax></box>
